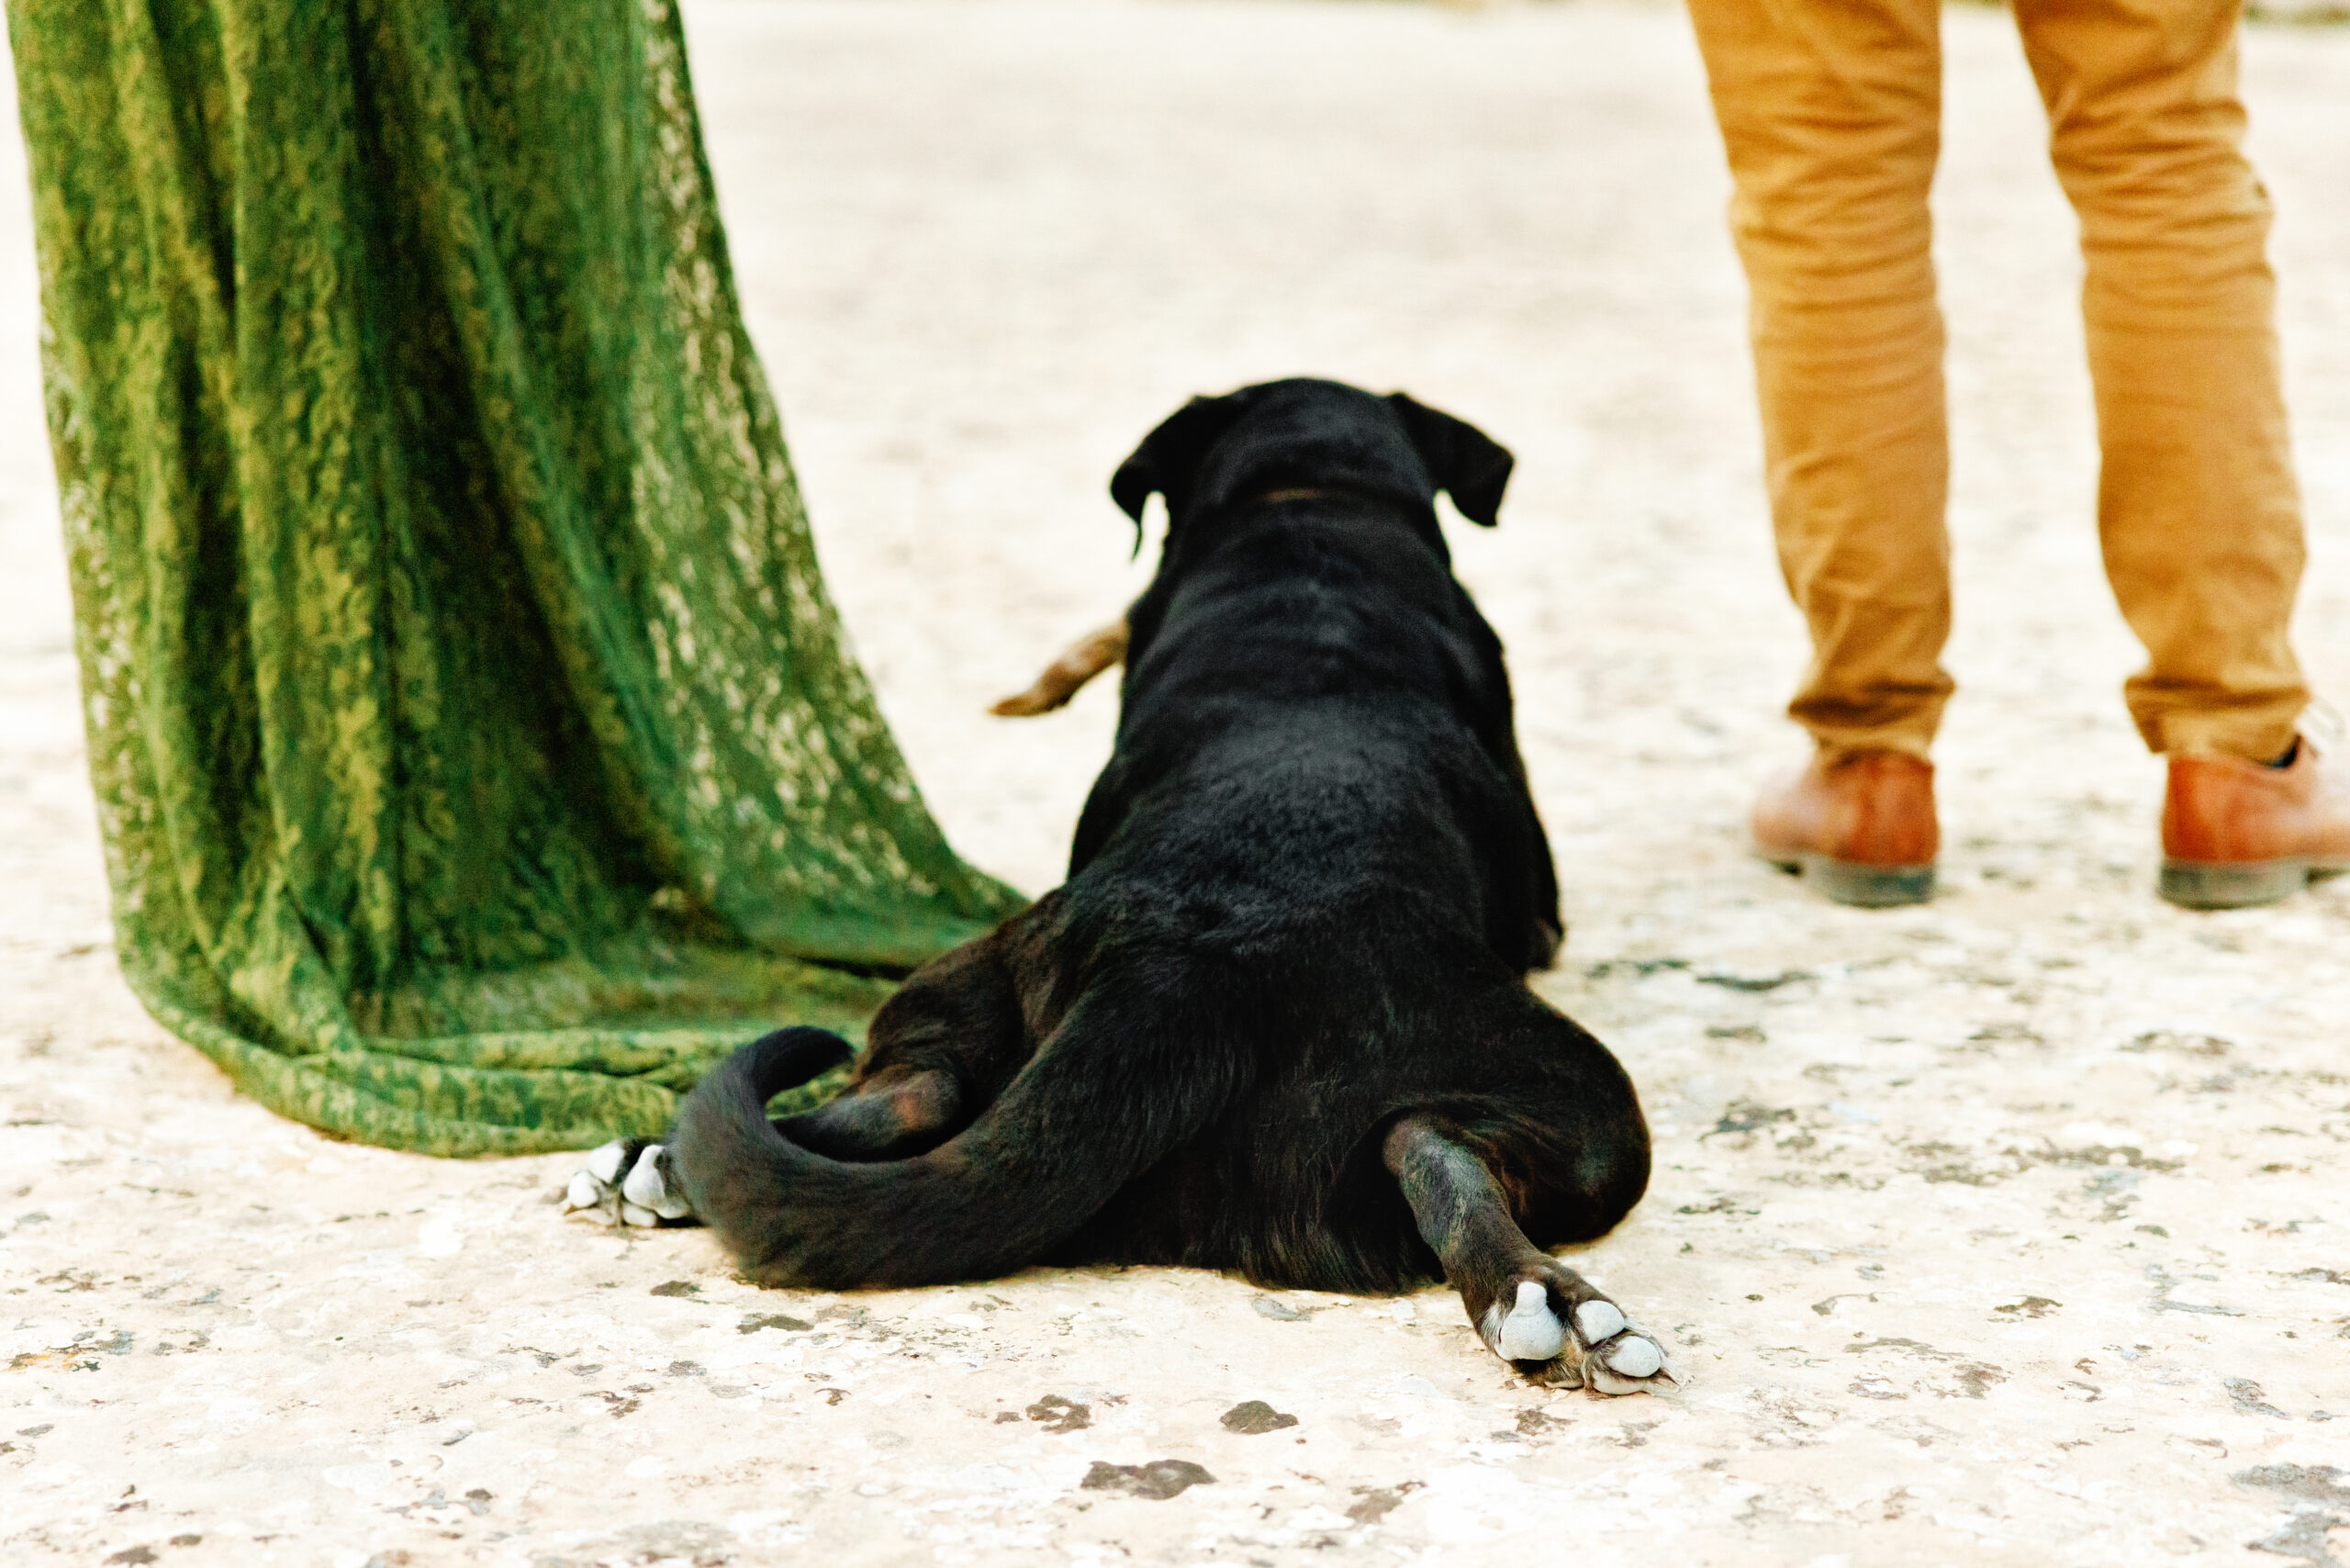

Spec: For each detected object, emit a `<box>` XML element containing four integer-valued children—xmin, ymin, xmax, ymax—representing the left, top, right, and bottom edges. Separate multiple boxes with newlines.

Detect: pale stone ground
<box><xmin>5</xmin><ymin>2</ymin><xmax>2349</xmax><ymax>1563</ymax></box>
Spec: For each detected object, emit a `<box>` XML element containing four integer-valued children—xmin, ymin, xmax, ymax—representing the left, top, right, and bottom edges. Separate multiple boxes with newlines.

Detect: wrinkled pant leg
<box><xmin>2016</xmin><ymin>0</ymin><xmax>2307</xmax><ymax>760</ymax></box>
<box><xmin>1686</xmin><ymin>0</ymin><xmax>1953</xmax><ymax>760</ymax></box>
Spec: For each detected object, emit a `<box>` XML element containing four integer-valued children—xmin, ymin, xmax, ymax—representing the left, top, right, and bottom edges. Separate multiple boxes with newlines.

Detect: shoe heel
<box><xmin>2158</xmin><ymin>858</ymin><xmax>2309</xmax><ymax>911</ymax></box>
<box><xmin>1804</xmin><ymin>857</ymin><xmax>1935</xmax><ymax>909</ymax></box>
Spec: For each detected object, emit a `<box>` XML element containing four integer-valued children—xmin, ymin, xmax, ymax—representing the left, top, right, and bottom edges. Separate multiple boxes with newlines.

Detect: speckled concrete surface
<box><xmin>4</xmin><ymin>3</ymin><xmax>2348</xmax><ymax>1564</ymax></box>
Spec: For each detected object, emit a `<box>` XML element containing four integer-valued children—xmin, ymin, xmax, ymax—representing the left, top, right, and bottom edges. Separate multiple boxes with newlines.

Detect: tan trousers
<box><xmin>1685</xmin><ymin>0</ymin><xmax>2308</xmax><ymax>761</ymax></box>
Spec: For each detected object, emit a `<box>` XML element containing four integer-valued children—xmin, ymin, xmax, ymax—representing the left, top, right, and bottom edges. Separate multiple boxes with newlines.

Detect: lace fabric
<box><xmin>6</xmin><ymin>0</ymin><xmax>1024</xmax><ymax>1154</ymax></box>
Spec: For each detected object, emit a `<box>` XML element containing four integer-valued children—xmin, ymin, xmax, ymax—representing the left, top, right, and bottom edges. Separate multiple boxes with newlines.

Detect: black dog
<box><xmin>565</xmin><ymin>379</ymin><xmax>1672</xmax><ymax>1392</ymax></box>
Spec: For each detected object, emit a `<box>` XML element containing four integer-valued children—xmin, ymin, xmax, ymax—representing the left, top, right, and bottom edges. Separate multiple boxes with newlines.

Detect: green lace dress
<box><xmin>6</xmin><ymin>0</ymin><xmax>1024</xmax><ymax>1154</ymax></box>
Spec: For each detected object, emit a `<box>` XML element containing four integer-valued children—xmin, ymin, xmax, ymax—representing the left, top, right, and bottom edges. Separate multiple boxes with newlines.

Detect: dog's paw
<box><xmin>1478</xmin><ymin>1271</ymin><xmax>1677</xmax><ymax>1395</ymax></box>
<box><xmin>559</xmin><ymin>1139</ymin><xmax>694</xmax><ymax>1227</ymax></box>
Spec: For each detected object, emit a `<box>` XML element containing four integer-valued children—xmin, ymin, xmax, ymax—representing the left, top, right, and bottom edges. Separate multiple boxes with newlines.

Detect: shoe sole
<box><xmin>1755</xmin><ymin>850</ymin><xmax>1936</xmax><ymax>909</ymax></box>
<box><xmin>2158</xmin><ymin>858</ymin><xmax>2349</xmax><ymax>911</ymax></box>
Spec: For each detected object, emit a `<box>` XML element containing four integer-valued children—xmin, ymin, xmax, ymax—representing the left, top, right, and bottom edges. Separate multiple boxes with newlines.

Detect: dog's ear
<box><xmin>1387</xmin><ymin>393</ymin><xmax>1514</xmax><ymax>527</ymax></box>
<box><xmin>1109</xmin><ymin>391</ymin><xmax>1255</xmax><ymax>550</ymax></box>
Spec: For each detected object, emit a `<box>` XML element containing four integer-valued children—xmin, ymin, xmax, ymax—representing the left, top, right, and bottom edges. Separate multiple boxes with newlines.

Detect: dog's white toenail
<box><xmin>619</xmin><ymin>1202</ymin><xmax>658</xmax><ymax>1227</ymax></box>
<box><xmin>563</xmin><ymin>1171</ymin><xmax>604</xmax><ymax>1211</ymax></box>
<box><xmin>1574</xmin><ymin>1300</ymin><xmax>1626</xmax><ymax>1343</ymax></box>
<box><xmin>1604</xmin><ymin>1336</ymin><xmax>1663</xmax><ymax>1378</ymax></box>
<box><xmin>621</xmin><ymin>1148</ymin><xmax>666</xmax><ymax>1206</ymax></box>
<box><xmin>1495</xmin><ymin>1282</ymin><xmax>1566</xmax><ymax>1361</ymax></box>
<box><xmin>585</xmin><ymin>1140</ymin><xmax>627</xmax><ymax>1184</ymax></box>
<box><xmin>623</xmin><ymin>1147</ymin><xmax>692</xmax><ymax>1219</ymax></box>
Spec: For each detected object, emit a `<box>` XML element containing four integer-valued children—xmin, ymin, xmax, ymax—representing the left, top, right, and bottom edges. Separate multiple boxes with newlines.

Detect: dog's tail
<box><xmin>669</xmin><ymin>989</ymin><xmax>1237</xmax><ymax>1288</ymax></box>
<box><xmin>988</xmin><ymin>617</ymin><xmax>1128</xmax><ymax>717</ymax></box>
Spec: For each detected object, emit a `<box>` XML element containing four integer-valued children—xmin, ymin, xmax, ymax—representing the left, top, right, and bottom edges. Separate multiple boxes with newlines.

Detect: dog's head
<box><xmin>1107</xmin><ymin>379</ymin><xmax>1514</xmax><ymax>553</ymax></box>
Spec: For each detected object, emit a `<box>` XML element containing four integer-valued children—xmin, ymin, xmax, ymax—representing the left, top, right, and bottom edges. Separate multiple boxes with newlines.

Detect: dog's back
<box><xmin>1080</xmin><ymin>398</ymin><xmax>1560</xmax><ymax>974</ymax></box>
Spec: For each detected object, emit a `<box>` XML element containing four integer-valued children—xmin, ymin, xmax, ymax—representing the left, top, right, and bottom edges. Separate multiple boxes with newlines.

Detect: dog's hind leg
<box><xmin>773</xmin><ymin>1070</ymin><xmax>960</xmax><ymax>1160</ymax></box>
<box><xmin>1383</xmin><ymin>1116</ymin><xmax>1676</xmax><ymax>1394</ymax></box>
<box><xmin>564</xmin><ymin>921</ymin><xmax>1042</xmax><ymax>1227</ymax></box>
<box><xmin>563</xmin><ymin>1035</ymin><xmax>953</xmax><ymax>1226</ymax></box>
<box><xmin>563</xmin><ymin>1027</ymin><xmax>857</xmax><ymax>1227</ymax></box>
<box><xmin>669</xmin><ymin>972</ymin><xmax>1246</xmax><ymax>1287</ymax></box>
<box><xmin>775</xmin><ymin>916</ymin><xmax>1039</xmax><ymax>1161</ymax></box>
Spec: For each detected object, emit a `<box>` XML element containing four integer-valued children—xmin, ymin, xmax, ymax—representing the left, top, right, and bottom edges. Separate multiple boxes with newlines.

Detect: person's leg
<box><xmin>1687</xmin><ymin>0</ymin><xmax>1951</xmax><ymax>905</ymax></box>
<box><xmin>2012</xmin><ymin>0</ymin><xmax>2346</xmax><ymax>909</ymax></box>
<box><xmin>1685</xmin><ymin>0</ymin><xmax>1954</xmax><ymax>761</ymax></box>
<box><xmin>2012</xmin><ymin>0</ymin><xmax>2305</xmax><ymax>762</ymax></box>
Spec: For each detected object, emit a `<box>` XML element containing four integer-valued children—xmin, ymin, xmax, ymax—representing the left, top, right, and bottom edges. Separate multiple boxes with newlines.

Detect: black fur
<box><xmin>669</xmin><ymin>378</ymin><xmax>1651</xmax><ymax>1300</ymax></box>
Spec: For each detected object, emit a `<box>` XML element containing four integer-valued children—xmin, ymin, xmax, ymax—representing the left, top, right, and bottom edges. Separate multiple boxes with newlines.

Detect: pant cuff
<box><xmin>1796</xmin><ymin>723</ymin><xmax>1937</xmax><ymax>766</ymax></box>
<box><xmin>2146</xmin><ymin>710</ymin><xmax>2304</xmax><ymax>763</ymax></box>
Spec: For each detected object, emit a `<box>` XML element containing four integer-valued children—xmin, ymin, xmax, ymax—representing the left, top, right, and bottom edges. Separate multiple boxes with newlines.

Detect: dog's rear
<box><xmin>650</xmin><ymin>380</ymin><xmax>1670</xmax><ymax>1390</ymax></box>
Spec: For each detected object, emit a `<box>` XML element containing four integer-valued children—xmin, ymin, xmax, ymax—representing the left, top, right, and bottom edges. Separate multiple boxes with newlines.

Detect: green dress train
<box><xmin>5</xmin><ymin>0</ymin><xmax>1024</xmax><ymax>1155</ymax></box>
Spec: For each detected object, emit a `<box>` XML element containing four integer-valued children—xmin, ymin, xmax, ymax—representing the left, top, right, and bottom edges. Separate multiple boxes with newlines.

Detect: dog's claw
<box><xmin>621</xmin><ymin>1144</ymin><xmax>693</xmax><ymax>1220</ymax></box>
<box><xmin>1577</xmin><ymin>1311</ymin><xmax>1678</xmax><ymax>1394</ymax></box>
<box><xmin>1495</xmin><ymin>1280</ymin><xmax>1568</xmax><ymax>1361</ymax></box>
<box><xmin>584</xmin><ymin>1140</ymin><xmax>627</xmax><ymax>1185</ymax></box>
<box><xmin>1601</xmin><ymin>1334</ymin><xmax>1664</xmax><ymax>1378</ymax></box>
<box><xmin>1572</xmin><ymin>1299</ymin><xmax>1626</xmax><ymax>1343</ymax></box>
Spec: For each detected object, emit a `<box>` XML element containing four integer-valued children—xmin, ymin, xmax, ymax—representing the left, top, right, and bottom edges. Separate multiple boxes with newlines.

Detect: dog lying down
<box><xmin>565</xmin><ymin>378</ymin><xmax>1673</xmax><ymax>1394</ymax></box>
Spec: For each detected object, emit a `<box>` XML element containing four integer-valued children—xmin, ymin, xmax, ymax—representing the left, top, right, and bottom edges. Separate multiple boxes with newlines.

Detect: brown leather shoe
<box><xmin>2159</xmin><ymin>739</ymin><xmax>2350</xmax><ymax>909</ymax></box>
<box><xmin>1751</xmin><ymin>750</ymin><xmax>1938</xmax><ymax>907</ymax></box>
